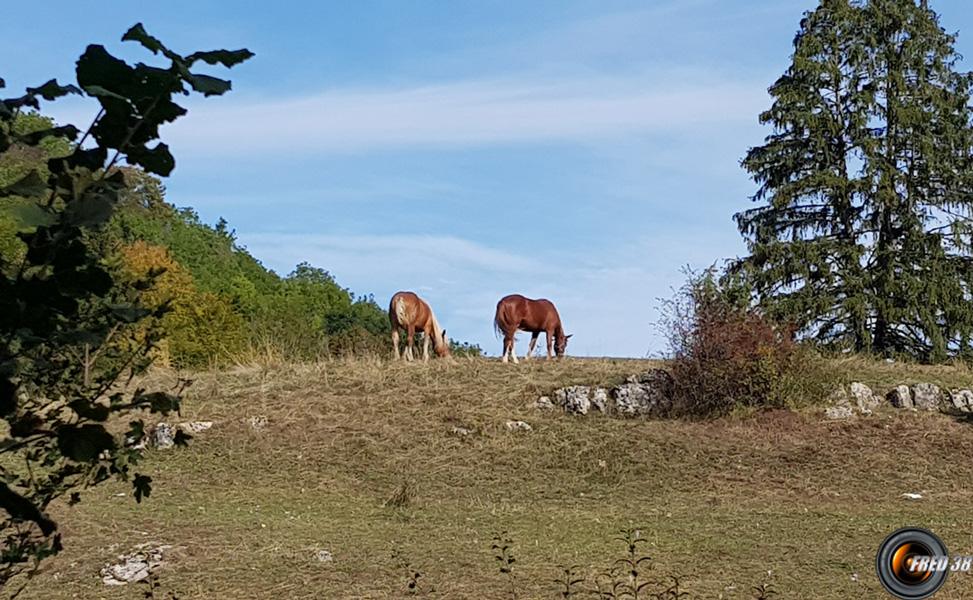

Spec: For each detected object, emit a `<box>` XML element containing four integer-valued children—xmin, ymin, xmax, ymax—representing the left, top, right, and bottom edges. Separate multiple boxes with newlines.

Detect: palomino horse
<box><xmin>389</xmin><ymin>291</ymin><xmax>450</xmax><ymax>361</ymax></box>
<box><xmin>494</xmin><ymin>294</ymin><xmax>571</xmax><ymax>363</ymax></box>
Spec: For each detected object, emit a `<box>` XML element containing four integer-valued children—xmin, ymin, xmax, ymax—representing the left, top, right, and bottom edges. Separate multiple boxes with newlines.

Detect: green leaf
<box><xmin>121</xmin><ymin>23</ymin><xmax>167</xmax><ymax>56</ymax></box>
<box><xmin>187</xmin><ymin>49</ymin><xmax>255</xmax><ymax>68</ymax></box>
<box><xmin>63</xmin><ymin>195</ymin><xmax>114</xmax><ymax>227</ymax></box>
<box><xmin>26</xmin><ymin>79</ymin><xmax>82</xmax><ymax>101</ymax></box>
<box><xmin>81</xmin><ymin>85</ymin><xmax>129</xmax><ymax>102</ymax></box>
<box><xmin>0</xmin><ymin>171</ymin><xmax>46</xmax><ymax>198</ymax></box>
<box><xmin>56</xmin><ymin>424</ymin><xmax>116</xmax><ymax>462</ymax></box>
<box><xmin>127</xmin><ymin>142</ymin><xmax>175</xmax><ymax>176</ymax></box>
<box><xmin>5</xmin><ymin>201</ymin><xmax>55</xmax><ymax>229</ymax></box>
<box><xmin>108</xmin><ymin>304</ymin><xmax>151</xmax><ymax>323</ymax></box>
<box><xmin>187</xmin><ymin>73</ymin><xmax>232</xmax><ymax>97</ymax></box>
<box><xmin>132</xmin><ymin>473</ymin><xmax>152</xmax><ymax>503</ymax></box>
<box><xmin>76</xmin><ymin>45</ymin><xmax>134</xmax><ymax>101</ymax></box>
<box><xmin>17</xmin><ymin>125</ymin><xmax>81</xmax><ymax>145</ymax></box>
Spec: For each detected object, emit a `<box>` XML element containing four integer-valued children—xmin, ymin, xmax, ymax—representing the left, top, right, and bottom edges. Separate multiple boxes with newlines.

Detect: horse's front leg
<box><xmin>392</xmin><ymin>328</ymin><xmax>401</xmax><ymax>360</ymax></box>
<box><xmin>422</xmin><ymin>332</ymin><xmax>430</xmax><ymax>362</ymax></box>
<box><xmin>546</xmin><ymin>331</ymin><xmax>554</xmax><ymax>359</ymax></box>
<box><xmin>525</xmin><ymin>332</ymin><xmax>539</xmax><ymax>360</ymax></box>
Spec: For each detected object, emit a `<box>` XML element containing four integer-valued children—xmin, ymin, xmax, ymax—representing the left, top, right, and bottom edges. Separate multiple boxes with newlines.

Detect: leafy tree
<box><xmin>734</xmin><ymin>0</ymin><xmax>973</xmax><ymax>361</ymax></box>
<box><xmin>0</xmin><ymin>24</ymin><xmax>251</xmax><ymax>586</ymax></box>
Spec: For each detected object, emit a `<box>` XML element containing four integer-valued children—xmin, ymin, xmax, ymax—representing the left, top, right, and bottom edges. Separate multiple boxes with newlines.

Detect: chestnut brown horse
<box><xmin>494</xmin><ymin>294</ymin><xmax>571</xmax><ymax>363</ymax></box>
<box><xmin>389</xmin><ymin>291</ymin><xmax>450</xmax><ymax>361</ymax></box>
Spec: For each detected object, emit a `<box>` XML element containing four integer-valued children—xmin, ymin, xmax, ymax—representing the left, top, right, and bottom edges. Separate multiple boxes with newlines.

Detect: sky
<box><xmin>5</xmin><ymin>0</ymin><xmax>973</xmax><ymax>357</ymax></box>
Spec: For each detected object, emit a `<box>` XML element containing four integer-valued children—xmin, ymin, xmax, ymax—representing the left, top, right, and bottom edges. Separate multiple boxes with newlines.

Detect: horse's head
<box><xmin>435</xmin><ymin>329</ymin><xmax>451</xmax><ymax>358</ymax></box>
<box><xmin>555</xmin><ymin>332</ymin><xmax>572</xmax><ymax>357</ymax></box>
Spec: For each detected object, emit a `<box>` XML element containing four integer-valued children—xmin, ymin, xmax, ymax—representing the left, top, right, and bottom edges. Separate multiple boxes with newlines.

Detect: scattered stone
<box><xmin>849</xmin><ymin>382</ymin><xmax>879</xmax><ymax>414</ymax></box>
<box><xmin>533</xmin><ymin>396</ymin><xmax>555</xmax><ymax>411</ymax></box>
<box><xmin>949</xmin><ymin>390</ymin><xmax>973</xmax><ymax>413</ymax></box>
<box><xmin>887</xmin><ymin>385</ymin><xmax>913</xmax><ymax>409</ymax></box>
<box><xmin>505</xmin><ymin>420</ymin><xmax>533</xmax><ymax>432</ymax></box>
<box><xmin>450</xmin><ymin>425</ymin><xmax>473</xmax><ymax>437</ymax></box>
<box><xmin>554</xmin><ymin>386</ymin><xmax>594</xmax><ymax>415</ymax></box>
<box><xmin>247</xmin><ymin>415</ymin><xmax>269</xmax><ymax>430</ymax></box>
<box><xmin>313</xmin><ymin>549</ymin><xmax>334</xmax><ymax>563</ymax></box>
<box><xmin>911</xmin><ymin>383</ymin><xmax>944</xmax><ymax>411</ymax></box>
<box><xmin>180</xmin><ymin>421</ymin><xmax>213</xmax><ymax>433</ymax></box>
<box><xmin>825</xmin><ymin>405</ymin><xmax>854</xmax><ymax>420</ymax></box>
<box><xmin>149</xmin><ymin>423</ymin><xmax>175</xmax><ymax>449</ymax></box>
<box><xmin>901</xmin><ymin>492</ymin><xmax>923</xmax><ymax>500</ymax></box>
<box><xmin>100</xmin><ymin>543</ymin><xmax>171</xmax><ymax>586</ymax></box>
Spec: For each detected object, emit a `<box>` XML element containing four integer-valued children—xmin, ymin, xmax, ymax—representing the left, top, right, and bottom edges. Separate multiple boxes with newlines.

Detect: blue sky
<box><xmin>5</xmin><ymin>1</ymin><xmax>973</xmax><ymax>357</ymax></box>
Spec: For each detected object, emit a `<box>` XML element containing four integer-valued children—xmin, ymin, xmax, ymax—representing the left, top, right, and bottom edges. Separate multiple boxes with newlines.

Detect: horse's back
<box><xmin>496</xmin><ymin>294</ymin><xmax>560</xmax><ymax>331</ymax></box>
<box><xmin>390</xmin><ymin>291</ymin><xmax>427</xmax><ymax>327</ymax></box>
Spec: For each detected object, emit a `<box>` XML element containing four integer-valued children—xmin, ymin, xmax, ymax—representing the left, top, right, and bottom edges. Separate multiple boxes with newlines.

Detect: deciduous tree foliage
<box><xmin>0</xmin><ymin>25</ymin><xmax>251</xmax><ymax>584</ymax></box>
<box><xmin>734</xmin><ymin>0</ymin><xmax>973</xmax><ymax>361</ymax></box>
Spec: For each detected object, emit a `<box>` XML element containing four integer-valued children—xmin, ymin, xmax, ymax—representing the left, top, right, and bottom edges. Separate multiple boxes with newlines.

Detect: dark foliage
<box><xmin>735</xmin><ymin>0</ymin><xmax>973</xmax><ymax>362</ymax></box>
<box><xmin>0</xmin><ymin>25</ymin><xmax>250</xmax><ymax>585</ymax></box>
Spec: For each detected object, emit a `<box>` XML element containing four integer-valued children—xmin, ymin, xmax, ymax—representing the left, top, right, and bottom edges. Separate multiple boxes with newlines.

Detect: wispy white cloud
<box><xmin>164</xmin><ymin>73</ymin><xmax>768</xmax><ymax>155</ymax></box>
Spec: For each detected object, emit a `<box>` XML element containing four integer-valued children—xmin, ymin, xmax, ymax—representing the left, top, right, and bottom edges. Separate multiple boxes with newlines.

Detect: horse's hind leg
<box><xmin>392</xmin><ymin>328</ymin><xmax>401</xmax><ymax>360</ymax></box>
<box><xmin>502</xmin><ymin>333</ymin><xmax>517</xmax><ymax>364</ymax></box>
<box><xmin>506</xmin><ymin>333</ymin><xmax>519</xmax><ymax>364</ymax></box>
<box><xmin>406</xmin><ymin>326</ymin><xmax>416</xmax><ymax>361</ymax></box>
<box><xmin>525</xmin><ymin>332</ymin><xmax>539</xmax><ymax>360</ymax></box>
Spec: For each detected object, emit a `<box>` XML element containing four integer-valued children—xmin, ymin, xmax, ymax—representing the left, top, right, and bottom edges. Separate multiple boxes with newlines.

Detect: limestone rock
<box><xmin>911</xmin><ymin>383</ymin><xmax>944</xmax><ymax>411</ymax></box>
<box><xmin>591</xmin><ymin>388</ymin><xmax>609</xmax><ymax>413</ymax></box>
<box><xmin>554</xmin><ymin>386</ymin><xmax>594</xmax><ymax>415</ymax></box>
<box><xmin>849</xmin><ymin>382</ymin><xmax>878</xmax><ymax>414</ymax></box>
<box><xmin>100</xmin><ymin>543</ymin><xmax>171</xmax><ymax>586</ymax></box>
<box><xmin>949</xmin><ymin>389</ymin><xmax>973</xmax><ymax>413</ymax></box>
<box><xmin>314</xmin><ymin>549</ymin><xmax>334</xmax><ymax>563</ymax></box>
<box><xmin>248</xmin><ymin>415</ymin><xmax>269</xmax><ymax>430</ymax></box>
<box><xmin>611</xmin><ymin>369</ymin><xmax>673</xmax><ymax>417</ymax></box>
<box><xmin>505</xmin><ymin>420</ymin><xmax>533</xmax><ymax>432</ymax></box>
<box><xmin>149</xmin><ymin>423</ymin><xmax>175</xmax><ymax>449</ymax></box>
<box><xmin>825</xmin><ymin>405</ymin><xmax>854</xmax><ymax>419</ymax></box>
<box><xmin>533</xmin><ymin>396</ymin><xmax>555</xmax><ymax>411</ymax></box>
<box><xmin>180</xmin><ymin>421</ymin><xmax>213</xmax><ymax>433</ymax></box>
<box><xmin>887</xmin><ymin>385</ymin><xmax>913</xmax><ymax>409</ymax></box>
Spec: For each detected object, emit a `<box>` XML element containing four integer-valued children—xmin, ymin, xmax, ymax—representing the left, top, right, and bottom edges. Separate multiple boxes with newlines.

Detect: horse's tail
<box><xmin>493</xmin><ymin>299</ymin><xmax>505</xmax><ymax>339</ymax></box>
<box><xmin>390</xmin><ymin>293</ymin><xmax>408</xmax><ymax>328</ymax></box>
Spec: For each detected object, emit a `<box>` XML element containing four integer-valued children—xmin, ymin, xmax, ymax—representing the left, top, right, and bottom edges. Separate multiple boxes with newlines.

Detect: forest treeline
<box><xmin>0</xmin><ymin>112</ymin><xmax>479</xmax><ymax>368</ymax></box>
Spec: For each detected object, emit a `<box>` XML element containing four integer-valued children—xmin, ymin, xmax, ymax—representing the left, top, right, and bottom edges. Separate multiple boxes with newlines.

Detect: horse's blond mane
<box><xmin>427</xmin><ymin>305</ymin><xmax>446</xmax><ymax>349</ymax></box>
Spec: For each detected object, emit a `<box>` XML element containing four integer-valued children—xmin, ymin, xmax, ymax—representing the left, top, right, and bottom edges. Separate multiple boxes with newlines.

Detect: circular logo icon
<box><xmin>876</xmin><ymin>528</ymin><xmax>949</xmax><ymax>599</ymax></box>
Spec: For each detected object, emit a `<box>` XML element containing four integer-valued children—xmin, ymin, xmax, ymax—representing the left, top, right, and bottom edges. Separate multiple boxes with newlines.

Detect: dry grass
<box><xmin>15</xmin><ymin>356</ymin><xmax>973</xmax><ymax>599</ymax></box>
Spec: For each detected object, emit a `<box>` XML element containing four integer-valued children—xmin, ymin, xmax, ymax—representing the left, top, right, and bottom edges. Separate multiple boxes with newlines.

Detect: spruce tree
<box><xmin>735</xmin><ymin>0</ymin><xmax>973</xmax><ymax>361</ymax></box>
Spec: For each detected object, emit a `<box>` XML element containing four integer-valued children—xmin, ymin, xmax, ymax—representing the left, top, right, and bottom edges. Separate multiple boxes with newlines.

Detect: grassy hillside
<box><xmin>19</xmin><ymin>357</ymin><xmax>973</xmax><ymax>599</ymax></box>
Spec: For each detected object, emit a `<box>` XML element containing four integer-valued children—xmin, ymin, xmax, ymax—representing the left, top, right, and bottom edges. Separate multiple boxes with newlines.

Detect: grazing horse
<box><xmin>389</xmin><ymin>291</ymin><xmax>450</xmax><ymax>361</ymax></box>
<box><xmin>494</xmin><ymin>294</ymin><xmax>571</xmax><ymax>363</ymax></box>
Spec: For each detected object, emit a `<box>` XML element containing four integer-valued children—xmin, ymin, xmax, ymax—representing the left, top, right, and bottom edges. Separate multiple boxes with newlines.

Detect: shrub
<box><xmin>115</xmin><ymin>241</ymin><xmax>247</xmax><ymax>368</ymax></box>
<box><xmin>660</xmin><ymin>268</ymin><xmax>826</xmax><ymax>417</ymax></box>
